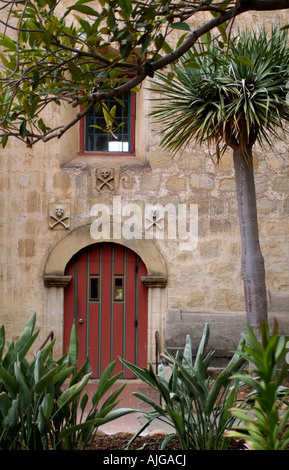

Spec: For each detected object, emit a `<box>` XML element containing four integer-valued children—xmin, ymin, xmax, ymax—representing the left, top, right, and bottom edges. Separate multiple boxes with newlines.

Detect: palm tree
<box><xmin>150</xmin><ymin>26</ymin><xmax>289</xmax><ymax>329</ymax></box>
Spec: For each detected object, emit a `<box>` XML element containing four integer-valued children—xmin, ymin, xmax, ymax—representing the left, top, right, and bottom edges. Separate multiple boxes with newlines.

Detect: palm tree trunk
<box><xmin>233</xmin><ymin>147</ymin><xmax>268</xmax><ymax>328</ymax></box>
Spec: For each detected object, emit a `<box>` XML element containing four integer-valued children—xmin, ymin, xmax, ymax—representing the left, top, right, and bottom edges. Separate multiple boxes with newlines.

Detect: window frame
<box><xmin>113</xmin><ymin>276</ymin><xmax>124</xmax><ymax>302</ymax></box>
<box><xmin>89</xmin><ymin>276</ymin><xmax>100</xmax><ymax>302</ymax></box>
<box><xmin>79</xmin><ymin>91</ymin><xmax>136</xmax><ymax>156</ymax></box>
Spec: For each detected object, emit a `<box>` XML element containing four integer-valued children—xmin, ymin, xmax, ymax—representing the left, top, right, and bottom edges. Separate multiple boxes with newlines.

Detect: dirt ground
<box><xmin>74</xmin><ymin>383</ymin><xmax>289</xmax><ymax>451</ymax></box>
<box><xmin>84</xmin><ymin>385</ymin><xmax>250</xmax><ymax>450</ymax></box>
<box><xmin>84</xmin><ymin>431</ymin><xmax>247</xmax><ymax>450</ymax></box>
<box><xmin>82</xmin><ymin>384</ymin><xmax>288</xmax><ymax>451</ymax></box>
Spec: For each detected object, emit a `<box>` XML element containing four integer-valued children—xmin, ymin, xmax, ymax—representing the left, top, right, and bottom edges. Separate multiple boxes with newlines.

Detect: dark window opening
<box><xmin>90</xmin><ymin>277</ymin><xmax>99</xmax><ymax>301</ymax></box>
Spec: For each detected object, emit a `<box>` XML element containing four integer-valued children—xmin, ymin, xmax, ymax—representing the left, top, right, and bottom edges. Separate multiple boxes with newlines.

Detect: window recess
<box><xmin>89</xmin><ymin>276</ymin><xmax>99</xmax><ymax>301</ymax></box>
<box><xmin>79</xmin><ymin>91</ymin><xmax>136</xmax><ymax>156</ymax></box>
<box><xmin>113</xmin><ymin>277</ymin><xmax>124</xmax><ymax>301</ymax></box>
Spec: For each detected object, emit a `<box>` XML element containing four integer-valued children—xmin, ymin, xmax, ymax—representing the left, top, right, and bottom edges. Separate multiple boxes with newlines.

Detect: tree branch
<box><xmin>2</xmin><ymin>0</ymin><xmax>289</xmax><ymax>146</ymax></box>
<box><xmin>87</xmin><ymin>7</ymin><xmax>236</xmax><ymax>104</ymax></box>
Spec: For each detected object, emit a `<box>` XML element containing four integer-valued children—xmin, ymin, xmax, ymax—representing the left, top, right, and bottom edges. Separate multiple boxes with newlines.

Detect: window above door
<box><xmin>79</xmin><ymin>91</ymin><xmax>136</xmax><ymax>156</ymax></box>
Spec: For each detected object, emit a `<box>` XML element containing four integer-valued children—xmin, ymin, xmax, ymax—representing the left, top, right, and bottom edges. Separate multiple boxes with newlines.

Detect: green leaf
<box><xmin>201</xmin><ymin>31</ymin><xmax>211</xmax><ymax>44</ymax></box>
<box><xmin>68</xmin><ymin>62</ymin><xmax>83</xmax><ymax>82</ymax></box>
<box><xmin>33</xmin><ymin>366</ymin><xmax>58</xmax><ymax>395</ymax></box>
<box><xmin>19</xmin><ymin>120</ymin><xmax>27</xmax><ymax>139</ymax></box>
<box><xmin>34</xmin><ymin>350</ymin><xmax>45</xmax><ymax>385</ymax></box>
<box><xmin>14</xmin><ymin>362</ymin><xmax>31</xmax><ymax>409</ymax></box>
<box><xmin>235</xmin><ymin>56</ymin><xmax>254</xmax><ymax>68</ymax></box>
<box><xmin>117</xmin><ymin>0</ymin><xmax>132</xmax><ymax>20</ymax></box>
<box><xmin>133</xmin><ymin>392</ymin><xmax>164</xmax><ymax>414</ymax></box>
<box><xmin>182</xmin><ymin>334</ymin><xmax>193</xmax><ymax>372</ymax></box>
<box><xmin>0</xmin><ymin>53</ymin><xmax>15</xmax><ymax>71</ymax></box>
<box><xmin>171</xmin><ymin>22</ymin><xmax>190</xmax><ymax>32</ymax></box>
<box><xmin>90</xmin><ymin>125</ymin><xmax>104</xmax><ymax>131</ymax></box>
<box><xmin>120</xmin><ymin>359</ymin><xmax>158</xmax><ymax>389</ymax></box>
<box><xmin>160</xmin><ymin>433</ymin><xmax>176</xmax><ymax>450</ymax></box>
<box><xmin>57</xmin><ymin>408</ymin><xmax>135</xmax><ymax>442</ymax></box>
<box><xmin>92</xmin><ymin>359</ymin><xmax>121</xmax><ymax>405</ymax></box>
<box><xmin>14</xmin><ymin>313</ymin><xmax>36</xmax><ymax>352</ymax></box>
<box><xmin>68</xmin><ymin>357</ymin><xmax>90</xmax><ymax>386</ymax></box>
<box><xmin>0</xmin><ymin>366</ymin><xmax>18</xmax><ymax>395</ymax></box>
<box><xmin>80</xmin><ymin>392</ymin><xmax>89</xmax><ymax>412</ymax></box>
<box><xmin>37</xmin><ymin>406</ymin><xmax>51</xmax><ymax>435</ymax></box>
<box><xmin>40</xmin><ymin>393</ymin><xmax>53</xmax><ymax>419</ymax></box>
<box><xmin>194</xmin><ymin>323</ymin><xmax>210</xmax><ymax>374</ymax></box>
<box><xmin>155</xmin><ymin>33</ymin><xmax>164</xmax><ymax>51</ymax></box>
<box><xmin>0</xmin><ymin>39</ymin><xmax>17</xmax><ymax>51</ymax></box>
<box><xmin>56</xmin><ymin>373</ymin><xmax>90</xmax><ymax>409</ymax></box>
<box><xmin>1</xmin><ymin>135</ymin><xmax>9</xmax><ymax>149</ymax></box>
<box><xmin>3</xmin><ymin>398</ymin><xmax>19</xmax><ymax>430</ymax></box>
<box><xmin>102</xmin><ymin>103</ymin><xmax>114</xmax><ymax>127</ymax></box>
<box><xmin>144</xmin><ymin>62</ymin><xmax>154</xmax><ymax>78</ymax></box>
<box><xmin>100</xmin><ymin>383</ymin><xmax>125</xmax><ymax>411</ymax></box>
<box><xmin>114</xmin><ymin>97</ymin><xmax>124</xmax><ymax>107</ymax></box>
<box><xmin>53</xmin><ymin>364</ymin><xmax>75</xmax><ymax>387</ymax></box>
<box><xmin>66</xmin><ymin>4</ymin><xmax>100</xmax><ymax>17</ymax></box>
<box><xmin>161</xmin><ymin>40</ymin><xmax>173</xmax><ymax>54</ymax></box>
<box><xmin>101</xmin><ymin>407</ymin><xmax>135</xmax><ymax>423</ymax></box>
<box><xmin>17</xmin><ymin>332</ymin><xmax>39</xmax><ymax>365</ymax></box>
<box><xmin>218</xmin><ymin>0</ymin><xmax>231</xmax><ymax>10</ymax></box>
<box><xmin>68</xmin><ymin>322</ymin><xmax>78</xmax><ymax>366</ymax></box>
<box><xmin>0</xmin><ymin>393</ymin><xmax>12</xmax><ymax>417</ymax></box>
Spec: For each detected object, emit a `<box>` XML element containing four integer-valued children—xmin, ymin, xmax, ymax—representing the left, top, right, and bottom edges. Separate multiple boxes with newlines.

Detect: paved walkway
<box><xmin>83</xmin><ymin>380</ymin><xmax>174</xmax><ymax>435</ymax></box>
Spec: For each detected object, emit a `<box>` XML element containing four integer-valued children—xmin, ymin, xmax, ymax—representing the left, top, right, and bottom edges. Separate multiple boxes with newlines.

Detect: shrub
<box><xmin>226</xmin><ymin>322</ymin><xmax>289</xmax><ymax>450</ymax></box>
<box><xmin>0</xmin><ymin>314</ymin><xmax>133</xmax><ymax>450</ymax></box>
<box><xmin>121</xmin><ymin>323</ymin><xmax>247</xmax><ymax>450</ymax></box>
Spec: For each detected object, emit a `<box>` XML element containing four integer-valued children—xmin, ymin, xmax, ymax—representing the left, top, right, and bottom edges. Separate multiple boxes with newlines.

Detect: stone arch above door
<box><xmin>43</xmin><ymin>223</ymin><xmax>167</xmax><ymax>288</ymax></box>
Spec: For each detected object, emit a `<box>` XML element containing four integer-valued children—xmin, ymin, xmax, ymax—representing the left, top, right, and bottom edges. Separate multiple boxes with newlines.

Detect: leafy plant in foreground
<box><xmin>121</xmin><ymin>323</ymin><xmax>247</xmax><ymax>450</ymax></box>
<box><xmin>226</xmin><ymin>322</ymin><xmax>289</xmax><ymax>450</ymax></box>
<box><xmin>0</xmin><ymin>314</ymin><xmax>133</xmax><ymax>450</ymax></box>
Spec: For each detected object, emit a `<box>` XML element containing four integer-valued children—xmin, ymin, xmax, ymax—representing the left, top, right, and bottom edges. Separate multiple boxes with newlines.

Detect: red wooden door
<box><xmin>63</xmin><ymin>243</ymin><xmax>148</xmax><ymax>378</ymax></box>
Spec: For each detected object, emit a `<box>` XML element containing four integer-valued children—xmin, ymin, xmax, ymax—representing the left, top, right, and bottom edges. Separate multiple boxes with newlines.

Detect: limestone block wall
<box><xmin>0</xmin><ymin>9</ymin><xmax>289</xmax><ymax>362</ymax></box>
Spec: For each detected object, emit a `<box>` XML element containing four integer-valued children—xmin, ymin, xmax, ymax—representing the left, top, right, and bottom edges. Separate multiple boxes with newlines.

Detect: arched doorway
<box><xmin>63</xmin><ymin>242</ymin><xmax>148</xmax><ymax>378</ymax></box>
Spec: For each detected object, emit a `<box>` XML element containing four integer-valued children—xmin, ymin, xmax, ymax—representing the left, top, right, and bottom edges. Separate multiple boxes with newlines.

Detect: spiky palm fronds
<box><xmin>150</xmin><ymin>26</ymin><xmax>289</xmax><ymax>160</ymax></box>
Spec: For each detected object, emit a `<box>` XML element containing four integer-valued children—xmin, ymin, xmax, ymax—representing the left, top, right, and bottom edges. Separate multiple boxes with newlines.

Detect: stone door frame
<box><xmin>43</xmin><ymin>223</ymin><xmax>167</xmax><ymax>364</ymax></box>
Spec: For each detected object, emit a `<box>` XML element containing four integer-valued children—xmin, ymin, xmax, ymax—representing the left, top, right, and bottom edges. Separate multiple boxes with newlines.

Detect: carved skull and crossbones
<box><xmin>145</xmin><ymin>208</ymin><xmax>164</xmax><ymax>230</ymax></box>
<box><xmin>50</xmin><ymin>206</ymin><xmax>69</xmax><ymax>229</ymax></box>
<box><xmin>97</xmin><ymin>170</ymin><xmax>114</xmax><ymax>191</ymax></box>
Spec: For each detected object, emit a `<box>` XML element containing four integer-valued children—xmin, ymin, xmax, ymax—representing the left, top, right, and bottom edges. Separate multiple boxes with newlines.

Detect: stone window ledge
<box><xmin>62</xmin><ymin>155</ymin><xmax>149</xmax><ymax>170</ymax></box>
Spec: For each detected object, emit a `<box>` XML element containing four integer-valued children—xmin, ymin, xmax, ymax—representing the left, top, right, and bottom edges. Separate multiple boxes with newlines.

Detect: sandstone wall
<box><xmin>0</xmin><ymin>9</ymin><xmax>289</xmax><ymax>359</ymax></box>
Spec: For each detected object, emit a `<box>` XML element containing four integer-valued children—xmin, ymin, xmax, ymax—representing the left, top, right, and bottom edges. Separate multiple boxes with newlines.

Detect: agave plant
<box><xmin>121</xmin><ymin>323</ymin><xmax>247</xmax><ymax>450</ymax></box>
<box><xmin>150</xmin><ymin>26</ymin><xmax>289</xmax><ymax>329</ymax></box>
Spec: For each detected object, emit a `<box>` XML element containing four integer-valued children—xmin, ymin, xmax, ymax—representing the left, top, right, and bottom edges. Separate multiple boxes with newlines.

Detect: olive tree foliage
<box><xmin>0</xmin><ymin>0</ymin><xmax>289</xmax><ymax>148</ymax></box>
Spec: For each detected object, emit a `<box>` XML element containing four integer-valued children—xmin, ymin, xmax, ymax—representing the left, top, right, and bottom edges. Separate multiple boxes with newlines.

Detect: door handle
<box><xmin>79</xmin><ymin>318</ymin><xmax>84</xmax><ymax>324</ymax></box>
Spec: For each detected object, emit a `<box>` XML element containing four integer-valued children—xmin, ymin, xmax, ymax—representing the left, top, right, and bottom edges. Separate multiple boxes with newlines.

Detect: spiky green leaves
<box><xmin>150</xmin><ymin>26</ymin><xmax>289</xmax><ymax>158</ymax></box>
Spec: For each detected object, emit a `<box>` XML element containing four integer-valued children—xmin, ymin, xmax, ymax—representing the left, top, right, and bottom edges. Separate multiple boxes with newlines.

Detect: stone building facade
<box><xmin>1</xmin><ymin>9</ymin><xmax>289</xmax><ymax>371</ymax></box>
